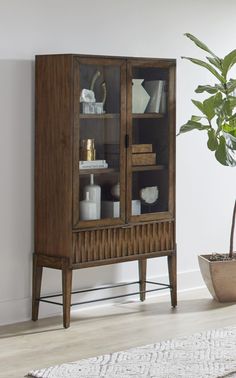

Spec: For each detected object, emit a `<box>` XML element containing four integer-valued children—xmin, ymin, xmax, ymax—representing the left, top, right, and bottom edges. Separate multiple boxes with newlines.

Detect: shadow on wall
<box><xmin>0</xmin><ymin>59</ymin><xmax>34</xmax><ymax>299</ymax></box>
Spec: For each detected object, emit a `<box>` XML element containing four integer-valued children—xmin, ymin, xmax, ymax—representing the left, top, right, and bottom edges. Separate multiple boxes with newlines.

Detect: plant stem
<box><xmin>229</xmin><ymin>200</ymin><xmax>236</xmax><ymax>258</ymax></box>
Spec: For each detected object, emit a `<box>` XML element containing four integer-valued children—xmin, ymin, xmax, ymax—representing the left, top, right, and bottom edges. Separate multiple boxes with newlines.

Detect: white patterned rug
<box><xmin>27</xmin><ymin>326</ymin><xmax>236</xmax><ymax>378</ymax></box>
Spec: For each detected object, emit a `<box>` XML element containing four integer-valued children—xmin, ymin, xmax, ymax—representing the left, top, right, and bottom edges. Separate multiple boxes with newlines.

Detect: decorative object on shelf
<box><xmin>131</xmin><ymin>143</ymin><xmax>156</xmax><ymax>165</ymax></box>
<box><xmin>80</xmin><ymin>139</ymin><xmax>96</xmax><ymax>160</ymax></box>
<box><xmin>111</xmin><ymin>182</ymin><xmax>120</xmax><ymax>200</ymax></box>
<box><xmin>132</xmin><ymin>79</ymin><xmax>150</xmax><ymax>113</ymax></box>
<box><xmin>132</xmin><ymin>144</ymin><xmax>153</xmax><ymax>154</ymax></box>
<box><xmin>79</xmin><ymin>160</ymin><xmax>108</xmax><ymax>169</ymax></box>
<box><xmin>140</xmin><ymin>186</ymin><xmax>159</xmax><ymax>204</ymax></box>
<box><xmin>79</xmin><ymin>191</ymin><xmax>97</xmax><ymax>221</ymax></box>
<box><xmin>132</xmin><ymin>152</ymin><xmax>156</xmax><ymax>166</ymax></box>
<box><xmin>80</xmin><ymin>89</ymin><xmax>95</xmax><ymax>103</ymax></box>
<box><xmin>78</xmin><ymin>69</ymin><xmax>106</xmax><ymax>114</ymax></box>
<box><xmin>80</xmin><ymin>71</ymin><xmax>106</xmax><ymax>114</ymax></box>
<box><xmin>143</xmin><ymin>80</ymin><xmax>164</xmax><ymax>113</ymax></box>
<box><xmin>80</xmin><ymin>89</ymin><xmax>97</xmax><ymax>114</ymax></box>
<box><xmin>102</xmin><ymin>200</ymin><xmax>141</xmax><ymax>218</ymax></box>
<box><xmin>83</xmin><ymin>174</ymin><xmax>101</xmax><ymax>219</ymax></box>
<box><xmin>159</xmin><ymin>81</ymin><xmax>167</xmax><ymax>113</ymax></box>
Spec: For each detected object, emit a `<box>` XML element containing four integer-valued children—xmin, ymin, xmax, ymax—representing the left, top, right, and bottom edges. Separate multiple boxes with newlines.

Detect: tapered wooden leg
<box><xmin>139</xmin><ymin>259</ymin><xmax>147</xmax><ymax>302</ymax></box>
<box><xmin>62</xmin><ymin>267</ymin><xmax>72</xmax><ymax>328</ymax></box>
<box><xmin>32</xmin><ymin>254</ymin><xmax>43</xmax><ymax>321</ymax></box>
<box><xmin>168</xmin><ymin>252</ymin><xmax>177</xmax><ymax>308</ymax></box>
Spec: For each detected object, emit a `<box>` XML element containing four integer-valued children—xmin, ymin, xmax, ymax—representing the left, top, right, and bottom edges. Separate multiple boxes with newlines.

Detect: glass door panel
<box><xmin>73</xmin><ymin>58</ymin><xmax>126</xmax><ymax>228</ymax></box>
<box><xmin>127</xmin><ymin>61</ymin><xmax>174</xmax><ymax>221</ymax></box>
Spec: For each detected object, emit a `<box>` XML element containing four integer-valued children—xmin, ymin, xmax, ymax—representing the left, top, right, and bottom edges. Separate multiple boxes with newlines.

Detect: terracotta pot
<box><xmin>198</xmin><ymin>254</ymin><xmax>236</xmax><ymax>302</ymax></box>
<box><xmin>198</xmin><ymin>201</ymin><xmax>236</xmax><ymax>302</ymax></box>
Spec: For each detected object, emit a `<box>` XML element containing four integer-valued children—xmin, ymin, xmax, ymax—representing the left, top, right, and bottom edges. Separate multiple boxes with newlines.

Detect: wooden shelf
<box><xmin>80</xmin><ymin>113</ymin><xmax>120</xmax><ymax>119</ymax></box>
<box><xmin>132</xmin><ymin>165</ymin><xmax>166</xmax><ymax>172</ymax></box>
<box><xmin>132</xmin><ymin>113</ymin><xmax>164</xmax><ymax>119</ymax></box>
<box><xmin>79</xmin><ymin>168</ymin><xmax>118</xmax><ymax>175</ymax></box>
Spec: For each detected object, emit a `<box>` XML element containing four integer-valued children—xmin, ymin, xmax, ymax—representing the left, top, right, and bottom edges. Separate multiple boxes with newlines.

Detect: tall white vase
<box><xmin>132</xmin><ymin>79</ymin><xmax>150</xmax><ymax>113</ymax></box>
<box><xmin>83</xmin><ymin>174</ymin><xmax>101</xmax><ymax>219</ymax></box>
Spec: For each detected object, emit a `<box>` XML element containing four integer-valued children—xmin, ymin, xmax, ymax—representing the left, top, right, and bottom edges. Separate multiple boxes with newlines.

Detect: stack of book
<box><xmin>79</xmin><ymin>160</ymin><xmax>108</xmax><ymax>169</ymax></box>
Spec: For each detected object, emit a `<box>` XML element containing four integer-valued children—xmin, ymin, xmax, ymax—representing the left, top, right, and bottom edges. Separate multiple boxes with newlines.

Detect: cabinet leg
<box><xmin>168</xmin><ymin>254</ymin><xmax>177</xmax><ymax>308</ymax></box>
<box><xmin>138</xmin><ymin>259</ymin><xmax>147</xmax><ymax>302</ymax></box>
<box><xmin>32</xmin><ymin>254</ymin><xmax>43</xmax><ymax>321</ymax></box>
<box><xmin>62</xmin><ymin>267</ymin><xmax>72</xmax><ymax>328</ymax></box>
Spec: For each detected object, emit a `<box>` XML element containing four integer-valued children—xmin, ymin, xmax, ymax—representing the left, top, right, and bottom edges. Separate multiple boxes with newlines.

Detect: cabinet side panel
<box><xmin>35</xmin><ymin>55</ymin><xmax>73</xmax><ymax>257</ymax></box>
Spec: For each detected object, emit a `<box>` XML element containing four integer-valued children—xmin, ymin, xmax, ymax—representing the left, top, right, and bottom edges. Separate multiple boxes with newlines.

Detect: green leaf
<box><xmin>222</xmin><ymin>124</ymin><xmax>236</xmax><ymax>150</ymax></box>
<box><xmin>191</xmin><ymin>115</ymin><xmax>204</xmax><ymax>121</ymax></box>
<box><xmin>228</xmin><ymin>96</ymin><xmax>236</xmax><ymax>110</ymax></box>
<box><xmin>222</xmin><ymin>124</ymin><xmax>236</xmax><ymax>135</ymax></box>
<box><xmin>192</xmin><ymin>93</ymin><xmax>222</xmax><ymax>121</ymax></box>
<box><xmin>181</xmin><ymin>57</ymin><xmax>225</xmax><ymax>83</ymax></box>
<box><xmin>203</xmin><ymin>97</ymin><xmax>215</xmax><ymax>120</ymax></box>
<box><xmin>207</xmin><ymin>129</ymin><xmax>218</xmax><ymax>151</ymax></box>
<box><xmin>222</xmin><ymin>49</ymin><xmax>236</xmax><ymax>78</ymax></box>
<box><xmin>192</xmin><ymin>99</ymin><xmax>205</xmax><ymax>114</ymax></box>
<box><xmin>227</xmin><ymin>79</ymin><xmax>236</xmax><ymax>94</ymax></box>
<box><xmin>195</xmin><ymin>85</ymin><xmax>219</xmax><ymax>94</ymax></box>
<box><xmin>184</xmin><ymin>33</ymin><xmax>221</xmax><ymax>62</ymax></box>
<box><xmin>178</xmin><ymin>120</ymin><xmax>209</xmax><ymax>135</ymax></box>
<box><xmin>215</xmin><ymin>136</ymin><xmax>236</xmax><ymax>166</ymax></box>
<box><xmin>206</xmin><ymin>56</ymin><xmax>222</xmax><ymax>71</ymax></box>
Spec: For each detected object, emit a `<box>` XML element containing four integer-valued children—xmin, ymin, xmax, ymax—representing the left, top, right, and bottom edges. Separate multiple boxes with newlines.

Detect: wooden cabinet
<box><xmin>33</xmin><ymin>54</ymin><xmax>176</xmax><ymax>328</ymax></box>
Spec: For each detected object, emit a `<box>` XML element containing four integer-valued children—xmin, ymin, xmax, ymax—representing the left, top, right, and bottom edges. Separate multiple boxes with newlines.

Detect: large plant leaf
<box><xmin>215</xmin><ymin>136</ymin><xmax>236</xmax><ymax>166</ymax></box>
<box><xmin>222</xmin><ymin>50</ymin><xmax>236</xmax><ymax>78</ymax></box>
<box><xmin>181</xmin><ymin>57</ymin><xmax>225</xmax><ymax>83</ymax></box>
<box><xmin>207</xmin><ymin>129</ymin><xmax>218</xmax><ymax>151</ymax></box>
<box><xmin>192</xmin><ymin>99</ymin><xmax>205</xmax><ymax>114</ymax></box>
<box><xmin>223</xmin><ymin>124</ymin><xmax>236</xmax><ymax>150</ymax></box>
<box><xmin>191</xmin><ymin>115</ymin><xmax>204</xmax><ymax>121</ymax></box>
<box><xmin>192</xmin><ymin>93</ymin><xmax>222</xmax><ymax>121</ymax></box>
<box><xmin>178</xmin><ymin>120</ymin><xmax>209</xmax><ymax>135</ymax></box>
<box><xmin>203</xmin><ymin>93</ymin><xmax>222</xmax><ymax>120</ymax></box>
<box><xmin>184</xmin><ymin>33</ymin><xmax>221</xmax><ymax>62</ymax></box>
<box><xmin>195</xmin><ymin>85</ymin><xmax>219</xmax><ymax>94</ymax></box>
<box><xmin>227</xmin><ymin>79</ymin><xmax>236</xmax><ymax>94</ymax></box>
<box><xmin>206</xmin><ymin>56</ymin><xmax>222</xmax><ymax>71</ymax></box>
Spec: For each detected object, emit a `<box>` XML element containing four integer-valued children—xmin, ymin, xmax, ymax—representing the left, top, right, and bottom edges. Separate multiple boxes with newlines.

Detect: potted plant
<box><xmin>179</xmin><ymin>33</ymin><xmax>236</xmax><ymax>302</ymax></box>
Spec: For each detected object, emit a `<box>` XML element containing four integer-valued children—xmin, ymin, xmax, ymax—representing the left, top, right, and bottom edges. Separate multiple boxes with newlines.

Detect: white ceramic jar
<box><xmin>83</xmin><ymin>174</ymin><xmax>101</xmax><ymax>219</ymax></box>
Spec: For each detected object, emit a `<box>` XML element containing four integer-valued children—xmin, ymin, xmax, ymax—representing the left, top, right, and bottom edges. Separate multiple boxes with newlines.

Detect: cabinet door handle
<box><xmin>125</xmin><ymin>134</ymin><xmax>129</xmax><ymax>148</ymax></box>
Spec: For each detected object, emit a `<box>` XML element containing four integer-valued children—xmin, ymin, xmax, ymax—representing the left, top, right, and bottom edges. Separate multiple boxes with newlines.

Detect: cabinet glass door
<box><xmin>127</xmin><ymin>60</ymin><xmax>175</xmax><ymax>222</ymax></box>
<box><xmin>73</xmin><ymin>57</ymin><xmax>126</xmax><ymax>228</ymax></box>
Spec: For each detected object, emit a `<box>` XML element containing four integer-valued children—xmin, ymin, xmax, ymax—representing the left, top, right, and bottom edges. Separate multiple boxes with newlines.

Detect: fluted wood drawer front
<box><xmin>73</xmin><ymin>221</ymin><xmax>174</xmax><ymax>264</ymax></box>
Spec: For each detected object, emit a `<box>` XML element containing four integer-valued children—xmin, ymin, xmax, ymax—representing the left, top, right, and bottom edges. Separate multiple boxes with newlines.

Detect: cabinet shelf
<box><xmin>79</xmin><ymin>168</ymin><xmax>118</xmax><ymax>175</ymax></box>
<box><xmin>80</xmin><ymin>113</ymin><xmax>120</xmax><ymax>119</ymax></box>
<box><xmin>132</xmin><ymin>113</ymin><xmax>164</xmax><ymax>119</ymax></box>
<box><xmin>132</xmin><ymin>165</ymin><xmax>165</xmax><ymax>172</ymax></box>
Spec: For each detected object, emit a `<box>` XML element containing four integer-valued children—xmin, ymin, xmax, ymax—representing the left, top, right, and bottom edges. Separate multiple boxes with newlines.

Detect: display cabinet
<box><xmin>33</xmin><ymin>54</ymin><xmax>176</xmax><ymax>328</ymax></box>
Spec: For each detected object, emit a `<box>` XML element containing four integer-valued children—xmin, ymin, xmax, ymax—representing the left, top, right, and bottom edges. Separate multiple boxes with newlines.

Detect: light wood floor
<box><xmin>1</xmin><ymin>288</ymin><xmax>236</xmax><ymax>378</ymax></box>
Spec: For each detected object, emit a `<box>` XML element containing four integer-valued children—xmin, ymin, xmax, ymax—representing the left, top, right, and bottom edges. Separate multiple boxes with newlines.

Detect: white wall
<box><xmin>0</xmin><ymin>0</ymin><xmax>236</xmax><ymax>325</ymax></box>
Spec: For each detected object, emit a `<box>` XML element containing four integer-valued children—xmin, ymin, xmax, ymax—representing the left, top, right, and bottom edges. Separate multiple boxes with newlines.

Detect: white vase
<box><xmin>132</xmin><ymin>79</ymin><xmax>150</xmax><ymax>113</ymax></box>
<box><xmin>83</xmin><ymin>174</ymin><xmax>101</xmax><ymax>219</ymax></box>
<box><xmin>80</xmin><ymin>192</ymin><xmax>97</xmax><ymax>221</ymax></box>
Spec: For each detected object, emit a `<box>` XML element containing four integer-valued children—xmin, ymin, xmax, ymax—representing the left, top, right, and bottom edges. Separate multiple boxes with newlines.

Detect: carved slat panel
<box><xmin>73</xmin><ymin>221</ymin><xmax>174</xmax><ymax>264</ymax></box>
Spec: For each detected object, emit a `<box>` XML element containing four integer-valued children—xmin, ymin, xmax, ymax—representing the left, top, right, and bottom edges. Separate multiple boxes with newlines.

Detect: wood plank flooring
<box><xmin>1</xmin><ymin>288</ymin><xmax>236</xmax><ymax>378</ymax></box>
